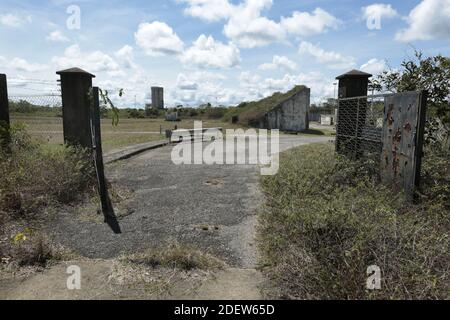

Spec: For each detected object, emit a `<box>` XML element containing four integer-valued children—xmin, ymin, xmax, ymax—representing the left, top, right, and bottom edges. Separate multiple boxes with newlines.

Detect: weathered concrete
<box><xmin>0</xmin><ymin>74</ymin><xmax>11</xmax><ymax>148</ymax></box>
<box><xmin>151</xmin><ymin>87</ymin><xmax>164</xmax><ymax>109</ymax></box>
<box><xmin>104</xmin><ymin>139</ymin><xmax>170</xmax><ymax>164</ymax></box>
<box><xmin>57</xmin><ymin>67</ymin><xmax>95</xmax><ymax>148</ymax></box>
<box><xmin>47</xmin><ymin>135</ymin><xmax>331</xmax><ymax>266</ymax></box>
<box><xmin>336</xmin><ymin>69</ymin><xmax>372</xmax><ymax>99</ymax></box>
<box><xmin>266</xmin><ymin>86</ymin><xmax>310</xmax><ymax>132</ymax></box>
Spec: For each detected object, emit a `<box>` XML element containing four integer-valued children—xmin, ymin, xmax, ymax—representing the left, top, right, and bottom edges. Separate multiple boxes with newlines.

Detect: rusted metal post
<box><xmin>0</xmin><ymin>74</ymin><xmax>11</xmax><ymax>150</ymax></box>
<box><xmin>56</xmin><ymin>67</ymin><xmax>95</xmax><ymax>148</ymax></box>
<box><xmin>414</xmin><ymin>90</ymin><xmax>428</xmax><ymax>190</ymax></box>
<box><xmin>90</xmin><ymin>87</ymin><xmax>121</xmax><ymax>233</ymax></box>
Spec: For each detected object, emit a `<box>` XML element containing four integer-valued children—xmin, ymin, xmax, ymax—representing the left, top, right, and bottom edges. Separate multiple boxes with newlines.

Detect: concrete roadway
<box><xmin>49</xmin><ymin>134</ymin><xmax>332</xmax><ymax>268</ymax></box>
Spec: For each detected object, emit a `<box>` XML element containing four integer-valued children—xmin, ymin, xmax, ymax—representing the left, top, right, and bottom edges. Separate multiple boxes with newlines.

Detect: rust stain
<box><xmin>393</xmin><ymin>129</ymin><xmax>402</xmax><ymax>143</ymax></box>
<box><xmin>404</xmin><ymin>122</ymin><xmax>412</xmax><ymax>132</ymax></box>
<box><xmin>392</xmin><ymin>150</ymin><xmax>400</xmax><ymax>176</ymax></box>
<box><xmin>387</xmin><ymin>104</ymin><xmax>395</xmax><ymax>126</ymax></box>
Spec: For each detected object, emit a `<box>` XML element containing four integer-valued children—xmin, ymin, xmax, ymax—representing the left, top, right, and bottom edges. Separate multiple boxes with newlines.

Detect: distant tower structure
<box><xmin>151</xmin><ymin>87</ymin><xmax>164</xmax><ymax>109</ymax></box>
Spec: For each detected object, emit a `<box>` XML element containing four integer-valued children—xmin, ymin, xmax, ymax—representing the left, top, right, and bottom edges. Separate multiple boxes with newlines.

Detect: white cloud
<box><xmin>395</xmin><ymin>0</ymin><xmax>450</xmax><ymax>41</ymax></box>
<box><xmin>46</xmin><ymin>30</ymin><xmax>70</xmax><ymax>43</ymax></box>
<box><xmin>179</xmin><ymin>0</ymin><xmax>234</xmax><ymax>22</ymax></box>
<box><xmin>180</xmin><ymin>34</ymin><xmax>240</xmax><ymax>69</ymax></box>
<box><xmin>176</xmin><ymin>73</ymin><xmax>199</xmax><ymax>90</ymax></box>
<box><xmin>258</xmin><ymin>55</ymin><xmax>297</xmax><ymax>72</ymax></box>
<box><xmin>281</xmin><ymin>8</ymin><xmax>341</xmax><ymax>37</ymax></box>
<box><xmin>0</xmin><ymin>13</ymin><xmax>31</xmax><ymax>28</ymax></box>
<box><xmin>237</xmin><ymin>71</ymin><xmax>335</xmax><ymax>103</ymax></box>
<box><xmin>173</xmin><ymin>71</ymin><xmax>234</xmax><ymax>106</ymax></box>
<box><xmin>180</xmin><ymin>1</ymin><xmax>340</xmax><ymax>47</ymax></box>
<box><xmin>239</xmin><ymin>71</ymin><xmax>261</xmax><ymax>87</ymax></box>
<box><xmin>362</xmin><ymin>4</ymin><xmax>398</xmax><ymax>21</ymax></box>
<box><xmin>52</xmin><ymin>44</ymin><xmax>122</xmax><ymax>76</ymax></box>
<box><xmin>8</xmin><ymin>57</ymin><xmax>47</xmax><ymax>72</ymax></box>
<box><xmin>360</xmin><ymin>58</ymin><xmax>387</xmax><ymax>75</ymax></box>
<box><xmin>298</xmin><ymin>41</ymin><xmax>356</xmax><ymax>70</ymax></box>
<box><xmin>115</xmin><ymin>45</ymin><xmax>136</xmax><ymax>69</ymax></box>
<box><xmin>135</xmin><ymin>21</ymin><xmax>184</xmax><ymax>56</ymax></box>
<box><xmin>223</xmin><ymin>0</ymin><xmax>286</xmax><ymax>48</ymax></box>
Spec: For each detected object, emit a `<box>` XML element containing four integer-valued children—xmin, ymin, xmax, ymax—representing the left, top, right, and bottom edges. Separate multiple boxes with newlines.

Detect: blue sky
<box><xmin>1</xmin><ymin>0</ymin><xmax>449</xmax><ymax>107</ymax></box>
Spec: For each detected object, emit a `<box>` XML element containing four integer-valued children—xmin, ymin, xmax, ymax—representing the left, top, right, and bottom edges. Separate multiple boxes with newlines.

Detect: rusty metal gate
<box><xmin>336</xmin><ymin>91</ymin><xmax>427</xmax><ymax>195</ymax></box>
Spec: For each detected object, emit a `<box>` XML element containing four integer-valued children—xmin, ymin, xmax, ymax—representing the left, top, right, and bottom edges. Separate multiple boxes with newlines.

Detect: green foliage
<box><xmin>9</xmin><ymin>100</ymin><xmax>62</xmax><ymax>117</ymax></box>
<box><xmin>98</xmin><ymin>88</ymin><xmax>123</xmax><ymax>126</ymax></box>
<box><xmin>127</xmin><ymin>109</ymin><xmax>146</xmax><ymax>119</ymax></box>
<box><xmin>172</xmin><ymin>106</ymin><xmax>228</xmax><ymax>120</ymax></box>
<box><xmin>145</xmin><ymin>107</ymin><xmax>163</xmax><ymax>119</ymax></box>
<box><xmin>0</xmin><ymin>124</ymin><xmax>95</xmax><ymax>216</ymax></box>
<box><xmin>374</xmin><ymin>51</ymin><xmax>450</xmax><ymax>125</ymax></box>
<box><xmin>259</xmin><ymin>143</ymin><xmax>449</xmax><ymax>299</ymax></box>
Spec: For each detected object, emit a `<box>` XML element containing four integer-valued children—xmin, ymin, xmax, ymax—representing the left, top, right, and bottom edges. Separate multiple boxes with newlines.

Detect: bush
<box><xmin>0</xmin><ymin>227</ymin><xmax>73</xmax><ymax>268</ymax></box>
<box><xmin>0</xmin><ymin>124</ymin><xmax>95</xmax><ymax>216</ymax></box>
<box><xmin>259</xmin><ymin>143</ymin><xmax>449</xmax><ymax>299</ymax></box>
<box><xmin>0</xmin><ymin>125</ymin><xmax>93</xmax><ymax>268</ymax></box>
<box><xmin>127</xmin><ymin>109</ymin><xmax>146</xmax><ymax>119</ymax></box>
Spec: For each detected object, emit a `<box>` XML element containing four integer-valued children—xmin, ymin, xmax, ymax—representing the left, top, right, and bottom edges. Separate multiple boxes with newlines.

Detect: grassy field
<box><xmin>10</xmin><ymin>115</ymin><xmax>241</xmax><ymax>152</ymax></box>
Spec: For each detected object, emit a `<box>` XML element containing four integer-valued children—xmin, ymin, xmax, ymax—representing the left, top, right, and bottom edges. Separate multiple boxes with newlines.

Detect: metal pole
<box><xmin>91</xmin><ymin>87</ymin><xmax>121</xmax><ymax>234</ymax></box>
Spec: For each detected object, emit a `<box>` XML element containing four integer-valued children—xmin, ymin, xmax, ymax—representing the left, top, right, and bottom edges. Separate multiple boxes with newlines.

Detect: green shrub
<box><xmin>259</xmin><ymin>143</ymin><xmax>449</xmax><ymax>299</ymax></box>
<box><xmin>0</xmin><ymin>124</ymin><xmax>95</xmax><ymax>216</ymax></box>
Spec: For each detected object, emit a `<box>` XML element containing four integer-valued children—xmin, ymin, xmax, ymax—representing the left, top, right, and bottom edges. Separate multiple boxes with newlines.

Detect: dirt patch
<box><xmin>204</xmin><ymin>178</ymin><xmax>224</xmax><ymax>187</ymax></box>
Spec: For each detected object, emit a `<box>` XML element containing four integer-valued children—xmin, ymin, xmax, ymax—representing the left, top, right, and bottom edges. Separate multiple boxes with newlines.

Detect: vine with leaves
<box><xmin>98</xmin><ymin>88</ymin><xmax>124</xmax><ymax>127</ymax></box>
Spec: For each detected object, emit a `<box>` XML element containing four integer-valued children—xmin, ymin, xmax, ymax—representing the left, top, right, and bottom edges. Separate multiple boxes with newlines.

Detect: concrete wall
<box><xmin>320</xmin><ymin>114</ymin><xmax>335</xmax><ymax>126</ymax></box>
<box><xmin>151</xmin><ymin>87</ymin><xmax>164</xmax><ymax>109</ymax></box>
<box><xmin>266</xmin><ymin>88</ymin><xmax>310</xmax><ymax>132</ymax></box>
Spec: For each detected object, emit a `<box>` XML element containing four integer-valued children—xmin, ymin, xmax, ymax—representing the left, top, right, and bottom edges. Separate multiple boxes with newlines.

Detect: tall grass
<box><xmin>0</xmin><ymin>124</ymin><xmax>95</xmax><ymax>217</ymax></box>
<box><xmin>259</xmin><ymin>143</ymin><xmax>449</xmax><ymax>299</ymax></box>
<box><xmin>0</xmin><ymin>124</ymin><xmax>94</xmax><ymax>268</ymax></box>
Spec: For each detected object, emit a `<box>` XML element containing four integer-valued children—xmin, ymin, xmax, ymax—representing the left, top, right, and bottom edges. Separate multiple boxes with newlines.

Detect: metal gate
<box><xmin>337</xmin><ymin>91</ymin><xmax>427</xmax><ymax>195</ymax></box>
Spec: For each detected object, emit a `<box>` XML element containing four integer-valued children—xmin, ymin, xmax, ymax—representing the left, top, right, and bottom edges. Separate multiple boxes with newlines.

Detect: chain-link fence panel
<box><xmin>336</xmin><ymin>95</ymin><xmax>385</xmax><ymax>159</ymax></box>
<box><xmin>9</xmin><ymin>94</ymin><xmax>62</xmax><ymax>109</ymax></box>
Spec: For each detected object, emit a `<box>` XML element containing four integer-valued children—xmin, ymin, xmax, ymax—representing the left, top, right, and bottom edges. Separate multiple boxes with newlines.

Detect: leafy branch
<box><xmin>99</xmin><ymin>88</ymin><xmax>124</xmax><ymax>126</ymax></box>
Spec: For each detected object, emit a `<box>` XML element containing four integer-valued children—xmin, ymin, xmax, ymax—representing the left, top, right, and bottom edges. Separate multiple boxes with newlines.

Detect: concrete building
<box><xmin>151</xmin><ymin>87</ymin><xmax>164</xmax><ymax>109</ymax></box>
<box><xmin>320</xmin><ymin>114</ymin><xmax>335</xmax><ymax>126</ymax></box>
<box><xmin>264</xmin><ymin>85</ymin><xmax>310</xmax><ymax>132</ymax></box>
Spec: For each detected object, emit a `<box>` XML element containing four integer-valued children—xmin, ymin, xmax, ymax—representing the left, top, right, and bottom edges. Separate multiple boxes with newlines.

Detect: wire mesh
<box><xmin>336</xmin><ymin>95</ymin><xmax>385</xmax><ymax>159</ymax></box>
<box><xmin>8</xmin><ymin>79</ymin><xmax>62</xmax><ymax>109</ymax></box>
<box><xmin>8</xmin><ymin>94</ymin><xmax>62</xmax><ymax>108</ymax></box>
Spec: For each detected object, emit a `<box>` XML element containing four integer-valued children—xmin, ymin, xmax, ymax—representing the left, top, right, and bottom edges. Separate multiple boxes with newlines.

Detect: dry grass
<box><xmin>259</xmin><ymin>143</ymin><xmax>449</xmax><ymax>300</ymax></box>
<box><xmin>110</xmin><ymin>243</ymin><xmax>225</xmax><ymax>297</ymax></box>
<box><xmin>0</xmin><ymin>125</ymin><xmax>93</xmax><ymax>270</ymax></box>
<box><xmin>10</xmin><ymin>116</ymin><xmax>240</xmax><ymax>152</ymax></box>
<box><xmin>120</xmin><ymin>243</ymin><xmax>225</xmax><ymax>271</ymax></box>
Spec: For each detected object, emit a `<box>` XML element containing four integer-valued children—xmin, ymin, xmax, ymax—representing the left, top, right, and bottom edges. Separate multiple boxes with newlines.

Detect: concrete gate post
<box><xmin>56</xmin><ymin>67</ymin><xmax>96</xmax><ymax>148</ymax></box>
<box><xmin>0</xmin><ymin>74</ymin><xmax>11</xmax><ymax>150</ymax></box>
